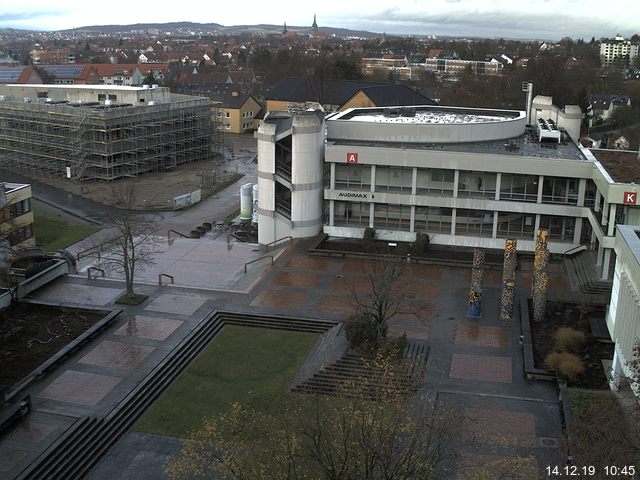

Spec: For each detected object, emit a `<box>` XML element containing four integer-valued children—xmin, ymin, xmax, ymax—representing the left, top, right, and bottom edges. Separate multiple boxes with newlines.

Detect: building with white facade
<box><xmin>607</xmin><ymin>224</ymin><xmax>640</xmax><ymax>390</ymax></box>
<box><xmin>600</xmin><ymin>35</ymin><xmax>639</xmax><ymax>67</ymax></box>
<box><xmin>257</xmin><ymin>102</ymin><xmax>640</xmax><ymax>281</ymax></box>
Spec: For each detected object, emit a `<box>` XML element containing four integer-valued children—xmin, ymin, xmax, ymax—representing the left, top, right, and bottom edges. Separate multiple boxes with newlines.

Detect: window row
<box><xmin>0</xmin><ymin>199</ymin><xmax>31</xmax><ymax>222</ymax></box>
<box><xmin>333</xmin><ymin>201</ymin><xmax>576</xmax><ymax>241</ymax></box>
<box><xmin>333</xmin><ymin>164</ymin><xmax>584</xmax><ymax>206</ymax></box>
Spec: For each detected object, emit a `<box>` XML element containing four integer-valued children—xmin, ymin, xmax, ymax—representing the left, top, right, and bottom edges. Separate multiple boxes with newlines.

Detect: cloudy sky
<box><xmin>0</xmin><ymin>0</ymin><xmax>638</xmax><ymax>40</ymax></box>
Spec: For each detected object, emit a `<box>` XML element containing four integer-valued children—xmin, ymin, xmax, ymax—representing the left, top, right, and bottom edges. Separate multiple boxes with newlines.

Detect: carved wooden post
<box><xmin>500</xmin><ymin>239</ymin><xmax>517</xmax><ymax>320</ymax></box>
<box><xmin>468</xmin><ymin>248</ymin><xmax>485</xmax><ymax>318</ymax></box>
<box><xmin>532</xmin><ymin>230</ymin><xmax>550</xmax><ymax>321</ymax></box>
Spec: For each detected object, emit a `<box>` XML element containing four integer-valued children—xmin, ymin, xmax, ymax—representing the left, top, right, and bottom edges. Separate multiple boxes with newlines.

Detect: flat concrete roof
<box><xmin>591</xmin><ymin>149</ymin><xmax>640</xmax><ymax>184</ymax></box>
<box><xmin>337</xmin><ymin>107</ymin><xmax>518</xmax><ymax>125</ymax></box>
<box><xmin>329</xmin><ymin>133</ymin><xmax>587</xmax><ymax>161</ymax></box>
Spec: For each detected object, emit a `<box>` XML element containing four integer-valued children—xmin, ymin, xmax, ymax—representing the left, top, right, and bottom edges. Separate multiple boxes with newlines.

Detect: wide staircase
<box><xmin>290</xmin><ymin>342</ymin><xmax>429</xmax><ymax>398</ymax></box>
<box><xmin>15</xmin><ymin>312</ymin><xmax>336</xmax><ymax>480</ymax></box>
<box><xmin>566</xmin><ymin>250</ymin><xmax>612</xmax><ymax>296</ymax></box>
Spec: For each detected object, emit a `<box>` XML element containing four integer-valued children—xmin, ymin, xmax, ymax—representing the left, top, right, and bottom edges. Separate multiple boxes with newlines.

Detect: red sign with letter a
<box><xmin>624</xmin><ymin>192</ymin><xmax>637</xmax><ymax>205</ymax></box>
<box><xmin>346</xmin><ymin>152</ymin><xmax>358</xmax><ymax>164</ymax></box>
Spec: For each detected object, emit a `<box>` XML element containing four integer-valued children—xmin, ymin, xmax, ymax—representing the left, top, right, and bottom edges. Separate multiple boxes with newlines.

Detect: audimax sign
<box><xmin>337</xmin><ymin>192</ymin><xmax>371</xmax><ymax>199</ymax></box>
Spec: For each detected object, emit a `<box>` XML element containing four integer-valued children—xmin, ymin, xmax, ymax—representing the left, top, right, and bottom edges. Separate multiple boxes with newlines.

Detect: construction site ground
<box><xmin>13</xmin><ymin>134</ymin><xmax>257</xmax><ymax>211</ymax></box>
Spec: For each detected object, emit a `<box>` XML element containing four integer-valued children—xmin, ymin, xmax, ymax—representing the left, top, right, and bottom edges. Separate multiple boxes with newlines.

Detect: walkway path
<box><xmin>0</xmin><ymin>239</ymin><xmax>570</xmax><ymax>479</ymax></box>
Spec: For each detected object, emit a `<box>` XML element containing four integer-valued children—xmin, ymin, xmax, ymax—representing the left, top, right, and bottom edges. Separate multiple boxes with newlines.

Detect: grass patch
<box><xmin>134</xmin><ymin>325</ymin><xmax>318</xmax><ymax>438</ymax></box>
<box><xmin>115</xmin><ymin>293</ymin><xmax>148</xmax><ymax>305</ymax></box>
<box><xmin>224</xmin><ymin>209</ymin><xmax>240</xmax><ymax>224</ymax></box>
<box><xmin>567</xmin><ymin>388</ymin><xmax>640</xmax><ymax>468</ymax></box>
<box><xmin>32</xmin><ymin>204</ymin><xmax>101</xmax><ymax>252</ymax></box>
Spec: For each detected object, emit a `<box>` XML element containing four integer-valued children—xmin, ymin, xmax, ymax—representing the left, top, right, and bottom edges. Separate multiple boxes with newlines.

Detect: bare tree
<box><xmin>166</xmin><ymin>353</ymin><xmax>457</xmax><ymax>480</ymax></box>
<box><xmin>97</xmin><ymin>184</ymin><xmax>160</xmax><ymax>300</ymax></box>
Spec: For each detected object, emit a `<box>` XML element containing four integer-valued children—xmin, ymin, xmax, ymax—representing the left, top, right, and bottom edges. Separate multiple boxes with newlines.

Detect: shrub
<box><xmin>344</xmin><ymin>314</ymin><xmax>378</xmax><ymax>352</ymax></box>
<box><xmin>553</xmin><ymin>327</ymin><xmax>586</xmax><ymax>353</ymax></box>
<box><xmin>362</xmin><ymin>227</ymin><xmax>377</xmax><ymax>253</ymax></box>
<box><xmin>545</xmin><ymin>352</ymin><xmax>584</xmax><ymax>381</ymax></box>
<box><xmin>412</xmin><ymin>233</ymin><xmax>430</xmax><ymax>255</ymax></box>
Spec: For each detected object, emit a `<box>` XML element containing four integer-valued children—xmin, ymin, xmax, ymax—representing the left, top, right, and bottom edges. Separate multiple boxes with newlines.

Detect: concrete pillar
<box><xmin>329</xmin><ymin>200</ymin><xmax>335</xmax><ymax>227</ymax></box>
<box><xmin>410</xmin><ymin>205</ymin><xmax>416</xmax><ymax>232</ymax></box>
<box><xmin>370</xmin><ymin>165</ymin><xmax>376</xmax><ymax>193</ymax></box>
<box><xmin>608</xmin><ymin>204</ymin><xmax>617</xmax><ymax>237</ymax></box>
<box><xmin>534</xmin><ymin>214</ymin><xmax>541</xmax><ymax>241</ymax></box>
<box><xmin>597</xmin><ymin>244</ymin><xmax>604</xmax><ymax>266</ymax></box>
<box><xmin>537</xmin><ymin>175</ymin><xmax>544</xmax><ymax>203</ymax></box>
<box><xmin>573</xmin><ymin>218</ymin><xmax>583</xmax><ymax>245</ymax></box>
<box><xmin>492</xmin><ymin>211</ymin><xmax>498</xmax><ymax>238</ymax></box>
<box><xmin>500</xmin><ymin>239</ymin><xmax>517</xmax><ymax>320</ymax></box>
<box><xmin>330</xmin><ymin>162</ymin><xmax>336</xmax><ymax>189</ymax></box>
<box><xmin>468</xmin><ymin>248</ymin><xmax>485</xmax><ymax>318</ymax></box>
<box><xmin>453</xmin><ymin>170</ymin><xmax>459</xmax><ymax>198</ymax></box>
<box><xmin>594</xmin><ymin>189</ymin><xmax>601</xmax><ymax>212</ymax></box>
<box><xmin>495</xmin><ymin>173</ymin><xmax>501</xmax><ymax>201</ymax></box>
<box><xmin>609</xmin><ymin>349</ymin><xmax>624</xmax><ymax>391</ymax></box>
<box><xmin>532</xmin><ymin>229</ymin><xmax>550</xmax><ymax>322</ymax></box>
<box><xmin>450</xmin><ymin>208</ymin><xmax>457</xmax><ymax>236</ymax></box>
<box><xmin>369</xmin><ymin>202</ymin><xmax>375</xmax><ymax>228</ymax></box>
<box><xmin>411</xmin><ymin>167</ymin><xmax>417</xmax><ymax>196</ymax></box>
<box><xmin>602</xmin><ymin>248</ymin><xmax>612</xmax><ymax>281</ymax></box>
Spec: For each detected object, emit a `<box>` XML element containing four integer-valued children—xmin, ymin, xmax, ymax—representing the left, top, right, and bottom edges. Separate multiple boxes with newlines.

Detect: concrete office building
<box><xmin>0</xmin><ymin>182</ymin><xmax>35</xmax><ymax>250</ymax></box>
<box><xmin>257</xmin><ymin>102</ymin><xmax>640</xmax><ymax>280</ymax></box>
<box><xmin>0</xmin><ymin>84</ymin><xmax>212</xmax><ymax>182</ymax></box>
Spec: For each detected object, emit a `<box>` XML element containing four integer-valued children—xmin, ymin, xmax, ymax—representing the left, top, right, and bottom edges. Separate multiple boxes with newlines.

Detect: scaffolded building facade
<box><xmin>0</xmin><ymin>85</ymin><xmax>213</xmax><ymax>182</ymax></box>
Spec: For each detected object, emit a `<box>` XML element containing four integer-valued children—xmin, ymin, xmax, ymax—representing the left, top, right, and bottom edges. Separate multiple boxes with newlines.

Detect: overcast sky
<box><xmin>0</xmin><ymin>0</ymin><xmax>638</xmax><ymax>40</ymax></box>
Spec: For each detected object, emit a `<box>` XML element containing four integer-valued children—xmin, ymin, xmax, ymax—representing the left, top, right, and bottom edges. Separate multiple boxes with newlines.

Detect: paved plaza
<box><xmin>0</xmin><ymin>237</ymin><xmax>576</xmax><ymax>479</ymax></box>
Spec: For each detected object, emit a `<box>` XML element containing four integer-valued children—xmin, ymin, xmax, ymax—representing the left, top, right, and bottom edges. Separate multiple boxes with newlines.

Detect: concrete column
<box><xmin>450</xmin><ymin>208</ymin><xmax>457</xmax><ymax>236</ymax></box>
<box><xmin>597</xmin><ymin>244</ymin><xmax>604</xmax><ymax>266</ymax></box>
<box><xmin>410</xmin><ymin>205</ymin><xmax>416</xmax><ymax>232</ymax></box>
<box><xmin>577</xmin><ymin>178</ymin><xmax>586</xmax><ymax>207</ymax></box>
<box><xmin>492</xmin><ymin>211</ymin><xmax>498</xmax><ymax>238</ymax></box>
<box><xmin>369</xmin><ymin>202</ymin><xmax>375</xmax><ymax>228</ymax></box>
<box><xmin>537</xmin><ymin>175</ymin><xmax>544</xmax><ymax>203</ymax></box>
<box><xmin>608</xmin><ymin>204</ymin><xmax>617</xmax><ymax>236</ymax></box>
<box><xmin>602</xmin><ymin>248</ymin><xmax>612</xmax><ymax>280</ymax></box>
<box><xmin>329</xmin><ymin>200</ymin><xmax>335</xmax><ymax>227</ymax></box>
<box><xmin>534</xmin><ymin>214</ymin><xmax>541</xmax><ymax>241</ymax></box>
<box><xmin>609</xmin><ymin>349</ymin><xmax>624</xmax><ymax>391</ymax></box>
<box><xmin>370</xmin><ymin>165</ymin><xmax>376</xmax><ymax>193</ymax></box>
<box><xmin>594</xmin><ymin>189</ymin><xmax>601</xmax><ymax>212</ymax></box>
<box><xmin>495</xmin><ymin>173</ymin><xmax>501</xmax><ymax>200</ymax></box>
<box><xmin>573</xmin><ymin>217</ymin><xmax>583</xmax><ymax>244</ymax></box>
<box><xmin>411</xmin><ymin>167</ymin><xmax>417</xmax><ymax>195</ymax></box>
<box><xmin>453</xmin><ymin>170</ymin><xmax>460</xmax><ymax>198</ymax></box>
<box><xmin>330</xmin><ymin>162</ymin><xmax>335</xmax><ymax>189</ymax></box>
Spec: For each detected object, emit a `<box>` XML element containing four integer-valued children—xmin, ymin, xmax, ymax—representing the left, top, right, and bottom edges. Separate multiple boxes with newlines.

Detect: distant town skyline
<box><xmin>0</xmin><ymin>0</ymin><xmax>639</xmax><ymax>41</ymax></box>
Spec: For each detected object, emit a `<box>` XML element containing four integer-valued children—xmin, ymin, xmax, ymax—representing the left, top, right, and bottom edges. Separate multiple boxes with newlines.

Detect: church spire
<box><xmin>312</xmin><ymin>13</ymin><xmax>318</xmax><ymax>33</ymax></box>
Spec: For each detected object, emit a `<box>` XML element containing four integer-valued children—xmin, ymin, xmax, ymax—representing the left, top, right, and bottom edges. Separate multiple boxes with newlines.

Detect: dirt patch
<box><xmin>0</xmin><ymin>302</ymin><xmax>107</xmax><ymax>391</ymax></box>
<box><xmin>530</xmin><ymin>301</ymin><xmax>613</xmax><ymax>389</ymax></box>
<box><xmin>26</xmin><ymin>159</ymin><xmax>241</xmax><ymax>210</ymax></box>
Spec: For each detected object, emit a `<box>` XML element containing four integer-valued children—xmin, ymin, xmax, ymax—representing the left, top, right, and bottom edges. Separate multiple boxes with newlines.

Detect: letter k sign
<box><xmin>624</xmin><ymin>192</ymin><xmax>637</xmax><ymax>205</ymax></box>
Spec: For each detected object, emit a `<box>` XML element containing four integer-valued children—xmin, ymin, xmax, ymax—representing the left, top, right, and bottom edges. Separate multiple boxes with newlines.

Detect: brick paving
<box><xmin>449</xmin><ymin>353</ymin><xmax>513</xmax><ymax>383</ymax></box>
<box><xmin>1</xmin><ymin>237</ymin><xmax>576</xmax><ymax>479</ymax></box>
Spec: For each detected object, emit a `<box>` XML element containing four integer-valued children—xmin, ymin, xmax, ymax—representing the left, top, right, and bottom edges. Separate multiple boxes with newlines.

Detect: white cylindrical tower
<box><xmin>239</xmin><ymin>183</ymin><xmax>252</xmax><ymax>220</ymax></box>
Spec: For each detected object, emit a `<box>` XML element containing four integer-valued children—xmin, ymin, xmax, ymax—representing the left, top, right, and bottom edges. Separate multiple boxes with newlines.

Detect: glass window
<box><xmin>455</xmin><ymin>209</ymin><xmax>493</xmax><ymax>237</ymax></box>
<box><xmin>496</xmin><ymin>212</ymin><xmax>535</xmax><ymax>239</ymax></box>
<box><xmin>539</xmin><ymin>215</ymin><xmax>575</xmax><ymax>242</ymax></box>
<box><xmin>414</xmin><ymin>206</ymin><xmax>452</xmax><ymax>233</ymax></box>
<box><xmin>499</xmin><ymin>173</ymin><xmax>538</xmax><ymax>202</ymax></box>
<box><xmin>334</xmin><ymin>201</ymin><xmax>370</xmax><ymax>226</ymax></box>
<box><xmin>375</xmin><ymin>166</ymin><xmax>412</xmax><ymax>193</ymax></box>
<box><xmin>334</xmin><ymin>164</ymin><xmax>371</xmax><ymax>190</ymax></box>
<box><xmin>542</xmin><ymin>177</ymin><xmax>578</xmax><ymax>205</ymax></box>
<box><xmin>416</xmin><ymin>168</ymin><xmax>454</xmax><ymax>195</ymax></box>
<box><xmin>373</xmin><ymin>203</ymin><xmax>411</xmax><ymax>230</ymax></box>
<box><xmin>458</xmin><ymin>171</ymin><xmax>497</xmax><ymax>198</ymax></box>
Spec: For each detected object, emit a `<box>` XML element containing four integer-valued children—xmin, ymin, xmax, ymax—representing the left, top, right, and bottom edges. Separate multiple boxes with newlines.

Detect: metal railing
<box><xmin>264</xmin><ymin>236</ymin><xmax>293</xmax><ymax>252</ymax></box>
<box><xmin>87</xmin><ymin>267</ymin><xmax>104</xmax><ymax>279</ymax></box>
<box><xmin>167</xmin><ymin>229</ymin><xmax>190</xmax><ymax>245</ymax></box>
<box><xmin>244</xmin><ymin>255</ymin><xmax>274</xmax><ymax>273</ymax></box>
<box><xmin>563</xmin><ymin>244</ymin><xmax>587</xmax><ymax>258</ymax></box>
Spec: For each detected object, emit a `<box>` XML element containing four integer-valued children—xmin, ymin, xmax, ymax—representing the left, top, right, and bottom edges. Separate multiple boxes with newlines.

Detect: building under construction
<box><xmin>0</xmin><ymin>84</ymin><xmax>213</xmax><ymax>182</ymax></box>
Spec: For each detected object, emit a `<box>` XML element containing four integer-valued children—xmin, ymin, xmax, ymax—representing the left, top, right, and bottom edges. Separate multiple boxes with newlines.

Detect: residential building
<box><xmin>32</xmin><ymin>64</ymin><xmax>99</xmax><ymax>85</ymax></box>
<box><xmin>265</xmin><ymin>77</ymin><xmax>435</xmax><ymax>113</ymax></box>
<box><xmin>257</xmin><ymin>101</ymin><xmax>640</xmax><ymax>283</ymax></box>
<box><xmin>215</xmin><ymin>92</ymin><xmax>262</xmax><ymax>133</ymax></box>
<box><xmin>0</xmin><ymin>84</ymin><xmax>212</xmax><ymax>182</ymax></box>
<box><xmin>591</xmin><ymin>94</ymin><xmax>632</xmax><ymax>122</ymax></box>
<box><xmin>0</xmin><ymin>182</ymin><xmax>35</xmax><ymax>250</ymax></box>
<box><xmin>0</xmin><ymin>66</ymin><xmax>42</xmax><ymax>84</ymax></box>
<box><xmin>600</xmin><ymin>35</ymin><xmax>639</xmax><ymax>67</ymax></box>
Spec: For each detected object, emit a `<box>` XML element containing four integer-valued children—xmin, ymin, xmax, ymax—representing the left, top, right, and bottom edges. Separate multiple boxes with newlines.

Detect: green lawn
<box><xmin>32</xmin><ymin>204</ymin><xmax>100</xmax><ymax>252</ymax></box>
<box><xmin>134</xmin><ymin>325</ymin><xmax>318</xmax><ymax>438</ymax></box>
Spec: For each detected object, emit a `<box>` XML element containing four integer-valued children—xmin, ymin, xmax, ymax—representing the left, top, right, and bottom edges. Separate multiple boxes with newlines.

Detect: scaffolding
<box><xmin>0</xmin><ymin>94</ymin><xmax>213</xmax><ymax>182</ymax></box>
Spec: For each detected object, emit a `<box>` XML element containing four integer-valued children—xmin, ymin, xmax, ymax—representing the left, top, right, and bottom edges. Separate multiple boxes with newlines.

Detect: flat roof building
<box><xmin>258</xmin><ymin>102</ymin><xmax>640</xmax><ymax>281</ymax></box>
<box><xmin>0</xmin><ymin>84</ymin><xmax>212</xmax><ymax>182</ymax></box>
